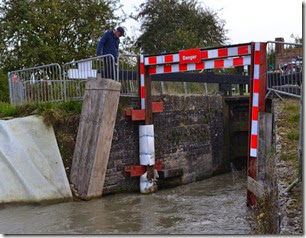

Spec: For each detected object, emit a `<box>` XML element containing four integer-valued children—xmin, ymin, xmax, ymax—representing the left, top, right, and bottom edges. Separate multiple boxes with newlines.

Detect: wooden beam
<box><xmin>247</xmin><ymin>176</ymin><xmax>264</xmax><ymax>198</ymax></box>
<box><xmin>70</xmin><ymin>77</ymin><xmax>121</xmax><ymax>200</ymax></box>
<box><xmin>118</xmin><ymin>71</ymin><xmax>250</xmax><ymax>84</ymax></box>
<box><xmin>151</xmin><ymin>72</ymin><xmax>250</xmax><ymax>84</ymax></box>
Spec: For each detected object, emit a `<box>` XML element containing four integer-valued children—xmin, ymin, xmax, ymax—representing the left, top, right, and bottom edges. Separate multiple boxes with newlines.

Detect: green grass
<box><xmin>278</xmin><ymin>99</ymin><xmax>300</xmax><ymax>170</ymax></box>
<box><xmin>287</xmin><ymin>129</ymin><xmax>299</xmax><ymax>141</ymax></box>
<box><xmin>0</xmin><ymin>101</ymin><xmax>82</xmax><ymax>126</ymax></box>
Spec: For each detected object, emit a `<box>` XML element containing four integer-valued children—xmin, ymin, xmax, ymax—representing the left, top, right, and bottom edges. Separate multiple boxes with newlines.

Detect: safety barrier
<box><xmin>117</xmin><ymin>54</ymin><xmax>138</xmax><ymax>96</ymax></box>
<box><xmin>63</xmin><ymin>54</ymin><xmax>115</xmax><ymax>101</ymax></box>
<box><xmin>266</xmin><ymin>41</ymin><xmax>302</xmax><ymax>99</ymax></box>
<box><xmin>8</xmin><ymin>63</ymin><xmax>63</xmax><ymax>105</ymax></box>
<box><xmin>8</xmin><ymin>54</ymin><xmax>140</xmax><ymax>104</ymax></box>
<box><xmin>265</xmin><ymin>40</ymin><xmax>303</xmax><ymax>193</ymax></box>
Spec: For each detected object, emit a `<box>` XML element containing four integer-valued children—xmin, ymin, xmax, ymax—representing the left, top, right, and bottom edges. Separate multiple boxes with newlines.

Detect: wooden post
<box><xmin>70</xmin><ymin>77</ymin><xmax>121</xmax><ymax>200</ymax></box>
<box><xmin>247</xmin><ymin>42</ymin><xmax>267</xmax><ymax>206</ymax></box>
<box><xmin>144</xmin><ymin>66</ymin><xmax>155</xmax><ymax>180</ymax></box>
<box><xmin>144</xmin><ymin>68</ymin><xmax>152</xmax><ymax>125</ymax></box>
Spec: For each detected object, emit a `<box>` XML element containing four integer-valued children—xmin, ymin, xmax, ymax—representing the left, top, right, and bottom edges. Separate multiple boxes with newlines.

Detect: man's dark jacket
<box><xmin>96</xmin><ymin>30</ymin><xmax>120</xmax><ymax>61</ymax></box>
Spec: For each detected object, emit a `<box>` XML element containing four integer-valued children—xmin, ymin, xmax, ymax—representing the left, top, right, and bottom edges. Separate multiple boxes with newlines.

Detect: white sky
<box><xmin>119</xmin><ymin>0</ymin><xmax>303</xmax><ymax>44</ymax></box>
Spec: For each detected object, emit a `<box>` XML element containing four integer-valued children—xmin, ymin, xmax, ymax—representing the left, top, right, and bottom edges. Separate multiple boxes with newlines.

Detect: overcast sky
<box><xmin>119</xmin><ymin>0</ymin><xmax>303</xmax><ymax>44</ymax></box>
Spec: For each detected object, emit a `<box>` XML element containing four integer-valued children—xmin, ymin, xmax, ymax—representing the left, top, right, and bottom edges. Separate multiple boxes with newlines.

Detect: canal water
<box><xmin>0</xmin><ymin>173</ymin><xmax>253</xmax><ymax>234</ymax></box>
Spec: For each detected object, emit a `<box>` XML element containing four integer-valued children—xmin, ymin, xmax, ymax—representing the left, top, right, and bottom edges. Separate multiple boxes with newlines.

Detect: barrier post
<box><xmin>247</xmin><ymin>42</ymin><xmax>267</xmax><ymax>206</ymax></box>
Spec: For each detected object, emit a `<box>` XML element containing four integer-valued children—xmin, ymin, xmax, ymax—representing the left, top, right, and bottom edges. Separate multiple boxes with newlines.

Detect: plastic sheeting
<box><xmin>139</xmin><ymin>125</ymin><xmax>155</xmax><ymax>166</ymax></box>
<box><xmin>0</xmin><ymin>115</ymin><xmax>72</xmax><ymax>204</ymax></box>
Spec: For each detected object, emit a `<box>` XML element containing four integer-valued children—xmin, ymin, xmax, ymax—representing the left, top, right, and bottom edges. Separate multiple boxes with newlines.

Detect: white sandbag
<box><xmin>139</xmin><ymin>125</ymin><xmax>155</xmax><ymax>166</ymax></box>
<box><xmin>0</xmin><ymin>115</ymin><xmax>72</xmax><ymax>204</ymax></box>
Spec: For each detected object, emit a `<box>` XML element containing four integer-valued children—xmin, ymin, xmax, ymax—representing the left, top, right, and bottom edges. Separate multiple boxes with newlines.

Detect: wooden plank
<box><xmin>257</xmin><ymin>112</ymin><xmax>273</xmax><ymax>180</ymax></box>
<box><xmin>70</xmin><ymin>77</ymin><xmax>121</xmax><ymax>200</ymax></box>
<box><xmin>124</xmin><ymin>161</ymin><xmax>162</xmax><ymax>177</ymax></box>
<box><xmin>247</xmin><ymin>176</ymin><xmax>264</xmax><ymax>198</ymax></box>
<box><xmin>125</xmin><ymin>102</ymin><xmax>164</xmax><ymax>121</ymax></box>
<box><xmin>158</xmin><ymin>168</ymin><xmax>183</xmax><ymax>179</ymax></box>
<box><xmin>151</xmin><ymin>72</ymin><xmax>250</xmax><ymax>84</ymax></box>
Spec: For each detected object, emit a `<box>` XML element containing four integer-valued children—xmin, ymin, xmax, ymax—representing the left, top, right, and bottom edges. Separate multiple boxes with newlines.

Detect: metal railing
<box><xmin>8</xmin><ymin>63</ymin><xmax>63</xmax><ymax>104</ymax></box>
<box><xmin>266</xmin><ymin>41</ymin><xmax>303</xmax><ymax>192</ymax></box>
<box><xmin>117</xmin><ymin>54</ymin><xmax>138</xmax><ymax>95</ymax></box>
<box><xmin>266</xmin><ymin>41</ymin><xmax>302</xmax><ymax>99</ymax></box>
<box><xmin>63</xmin><ymin>54</ymin><xmax>116</xmax><ymax>101</ymax></box>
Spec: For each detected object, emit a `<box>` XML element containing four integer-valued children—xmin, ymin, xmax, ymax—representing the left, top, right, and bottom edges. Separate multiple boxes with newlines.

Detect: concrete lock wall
<box><xmin>53</xmin><ymin>95</ymin><xmax>249</xmax><ymax>195</ymax></box>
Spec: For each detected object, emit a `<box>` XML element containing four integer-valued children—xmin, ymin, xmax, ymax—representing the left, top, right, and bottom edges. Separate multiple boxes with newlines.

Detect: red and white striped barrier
<box><xmin>144</xmin><ymin>45</ymin><xmax>251</xmax><ymax>66</ymax></box>
<box><xmin>148</xmin><ymin>56</ymin><xmax>251</xmax><ymax>75</ymax></box>
<box><xmin>140</xmin><ymin>54</ymin><xmax>145</xmax><ymax>109</ymax></box>
<box><xmin>250</xmin><ymin>43</ymin><xmax>261</xmax><ymax>157</ymax></box>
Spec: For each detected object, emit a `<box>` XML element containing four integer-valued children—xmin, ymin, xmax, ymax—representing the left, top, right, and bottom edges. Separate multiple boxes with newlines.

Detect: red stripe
<box><xmin>233</xmin><ymin>57</ymin><xmax>243</xmax><ymax>66</ymax></box>
<box><xmin>195</xmin><ymin>62</ymin><xmax>204</xmax><ymax>70</ymax></box>
<box><xmin>214</xmin><ymin>59</ymin><xmax>224</xmax><ymax>68</ymax></box>
<box><xmin>252</xmin><ymin>106</ymin><xmax>258</xmax><ymax>120</ymax></box>
<box><xmin>251</xmin><ymin>134</ymin><xmax>257</xmax><ymax>149</ymax></box>
<box><xmin>201</xmin><ymin>51</ymin><xmax>208</xmax><ymax>59</ymax></box>
<box><xmin>164</xmin><ymin>55</ymin><xmax>173</xmax><ymax>63</ymax></box>
<box><xmin>254</xmin><ymin>51</ymin><xmax>260</xmax><ymax>64</ymax></box>
<box><xmin>179</xmin><ymin>64</ymin><xmax>187</xmax><ymax>71</ymax></box>
<box><xmin>141</xmin><ymin>86</ymin><xmax>145</xmax><ymax>98</ymax></box>
<box><xmin>148</xmin><ymin>67</ymin><xmax>156</xmax><ymax>75</ymax></box>
<box><xmin>218</xmin><ymin>48</ymin><xmax>228</xmax><ymax>57</ymax></box>
<box><xmin>148</xmin><ymin>57</ymin><xmax>157</xmax><ymax>65</ymax></box>
<box><xmin>253</xmin><ymin>79</ymin><xmax>259</xmax><ymax>93</ymax></box>
<box><xmin>164</xmin><ymin>65</ymin><xmax>172</xmax><ymax>73</ymax></box>
<box><xmin>140</xmin><ymin>63</ymin><xmax>144</xmax><ymax>74</ymax></box>
<box><xmin>238</xmin><ymin>45</ymin><xmax>249</xmax><ymax>55</ymax></box>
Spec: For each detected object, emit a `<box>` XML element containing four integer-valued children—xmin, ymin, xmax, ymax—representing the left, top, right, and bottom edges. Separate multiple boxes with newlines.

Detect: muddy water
<box><xmin>0</xmin><ymin>173</ymin><xmax>252</xmax><ymax>234</ymax></box>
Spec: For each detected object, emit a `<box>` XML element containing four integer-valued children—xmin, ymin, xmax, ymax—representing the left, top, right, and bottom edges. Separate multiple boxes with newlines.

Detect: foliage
<box><xmin>133</xmin><ymin>0</ymin><xmax>227</xmax><ymax>54</ymax></box>
<box><xmin>0</xmin><ymin>0</ymin><xmax>123</xmax><ymax>72</ymax></box>
<box><xmin>290</xmin><ymin>34</ymin><xmax>302</xmax><ymax>45</ymax></box>
<box><xmin>0</xmin><ymin>69</ymin><xmax>9</xmax><ymax>102</ymax></box>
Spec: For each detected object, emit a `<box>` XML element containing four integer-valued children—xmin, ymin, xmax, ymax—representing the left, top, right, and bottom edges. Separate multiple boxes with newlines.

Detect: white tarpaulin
<box><xmin>0</xmin><ymin>115</ymin><xmax>72</xmax><ymax>204</ymax></box>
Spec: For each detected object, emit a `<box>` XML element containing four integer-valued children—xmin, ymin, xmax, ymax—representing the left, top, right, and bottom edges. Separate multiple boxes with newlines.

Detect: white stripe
<box><xmin>156</xmin><ymin>56</ymin><xmax>164</xmax><ymax>64</ymax></box>
<box><xmin>247</xmin><ymin>45</ymin><xmax>251</xmax><ymax>54</ymax></box>
<box><xmin>255</xmin><ymin>42</ymin><xmax>260</xmax><ymax>51</ymax></box>
<box><xmin>228</xmin><ymin>47</ymin><xmax>238</xmax><ymax>56</ymax></box>
<box><xmin>149</xmin><ymin>56</ymin><xmax>251</xmax><ymax>74</ymax></box>
<box><xmin>141</xmin><ymin>98</ymin><xmax>145</xmax><ymax>109</ymax></box>
<box><xmin>253</xmin><ymin>93</ymin><xmax>259</xmax><ymax>107</ymax></box>
<box><xmin>250</xmin><ymin>148</ymin><xmax>257</xmax><ymax>157</ymax></box>
<box><xmin>224</xmin><ymin>58</ymin><xmax>233</xmax><ymax>68</ymax></box>
<box><xmin>144</xmin><ymin>57</ymin><xmax>149</xmax><ymax>65</ymax></box>
<box><xmin>208</xmin><ymin>49</ymin><xmax>218</xmax><ymax>58</ymax></box>
<box><xmin>140</xmin><ymin>54</ymin><xmax>144</xmax><ymax>63</ymax></box>
<box><xmin>254</xmin><ymin>65</ymin><xmax>260</xmax><ymax>79</ymax></box>
<box><xmin>140</xmin><ymin>75</ymin><xmax>144</xmax><ymax>86</ymax></box>
<box><xmin>187</xmin><ymin>63</ymin><xmax>196</xmax><ymax>71</ymax></box>
<box><xmin>205</xmin><ymin>60</ymin><xmax>214</xmax><ymax>69</ymax></box>
<box><xmin>244</xmin><ymin>56</ymin><xmax>251</xmax><ymax>65</ymax></box>
<box><xmin>173</xmin><ymin>54</ymin><xmax>180</xmax><ymax>62</ymax></box>
<box><xmin>251</xmin><ymin>120</ymin><xmax>258</xmax><ymax>135</ymax></box>
<box><xmin>172</xmin><ymin>64</ymin><xmax>179</xmax><ymax>73</ymax></box>
<box><xmin>156</xmin><ymin>66</ymin><xmax>164</xmax><ymax>74</ymax></box>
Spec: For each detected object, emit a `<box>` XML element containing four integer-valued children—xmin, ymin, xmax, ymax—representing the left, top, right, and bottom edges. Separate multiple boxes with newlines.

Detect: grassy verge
<box><xmin>0</xmin><ymin>101</ymin><xmax>82</xmax><ymax>126</ymax></box>
<box><xmin>277</xmin><ymin>98</ymin><xmax>300</xmax><ymax>170</ymax></box>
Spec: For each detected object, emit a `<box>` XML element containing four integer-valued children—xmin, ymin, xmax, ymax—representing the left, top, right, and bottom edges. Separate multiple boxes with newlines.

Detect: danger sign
<box><xmin>179</xmin><ymin>48</ymin><xmax>201</xmax><ymax>64</ymax></box>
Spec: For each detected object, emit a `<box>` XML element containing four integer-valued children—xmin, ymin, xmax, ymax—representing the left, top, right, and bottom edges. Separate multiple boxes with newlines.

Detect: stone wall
<box><xmin>103</xmin><ymin>94</ymin><xmax>226</xmax><ymax>194</ymax></box>
<box><xmin>55</xmin><ymin>95</ymin><xmax>250</xmax><ymax>195</ymax></box>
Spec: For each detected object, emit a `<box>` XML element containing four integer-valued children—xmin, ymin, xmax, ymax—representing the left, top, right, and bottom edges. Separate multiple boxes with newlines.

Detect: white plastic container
<box><xmin>140</xmin><ymin>172</ymin><xmax>157</xmax><ymax>194</ymax></box>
